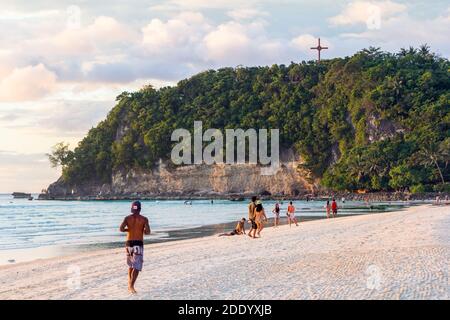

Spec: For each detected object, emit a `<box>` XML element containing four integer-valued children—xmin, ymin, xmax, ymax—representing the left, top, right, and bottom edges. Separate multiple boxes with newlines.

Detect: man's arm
<box><xmin>144</xmin><ymin>217</ymin><xmax>151</xmax><ymax>235</ymax></box>
<box><xmin>119</xmin><ymin>217</ymin><xmax>128</xmax><ymax>232</ymax></box>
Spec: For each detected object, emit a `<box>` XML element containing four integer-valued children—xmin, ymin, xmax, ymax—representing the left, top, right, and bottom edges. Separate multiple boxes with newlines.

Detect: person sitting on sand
<box><xmin>287</xmin><ymin>201</ymin><xmax>298</xmax><ymax>227</ymax></box>
<box><xmin>331</xmin><ymin>198</ymin><xmax>338</xmax><ymax>217</ymax></box>
<box><xmin>248</xmin><ymin>196</ymin><xmax>258</xmax><ymax>238</ymax></box>
<box><xmin>272</xmin><ymin>202</ymin><xmax>280</xmax><ymax>227</ymax></box>
<box><xmin>254</xmin><ymin>201</ymin><xmax>267</xmax><ymax>237</ymax></box>
<box><xmin>119</xmin><ymin>201</ymin><xmax>151</xmax><ymax>294</ymax></box>
<box><xmin>219</xmin><ymin>218</ymin><xmax>246</xmax><ymax>236</ymax></box>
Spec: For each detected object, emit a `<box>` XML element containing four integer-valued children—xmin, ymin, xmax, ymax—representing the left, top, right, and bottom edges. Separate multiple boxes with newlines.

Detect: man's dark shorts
<box><xmin>250</xmin><ymin>219</ymin><xmax>257</xmax><ymax>230</ymax></box>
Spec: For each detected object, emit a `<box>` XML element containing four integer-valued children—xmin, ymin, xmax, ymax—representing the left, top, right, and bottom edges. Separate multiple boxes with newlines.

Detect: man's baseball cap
<box><xmin>131</xmin><ymin>201</ymin><xmax>141</xmax><ymax>214</ymax></box>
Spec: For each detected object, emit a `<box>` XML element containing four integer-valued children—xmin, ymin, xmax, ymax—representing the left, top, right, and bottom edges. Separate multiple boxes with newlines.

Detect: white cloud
<box><xmin>203</xmin><ymin>22</ymin><xmax>253</xmax><ymax>62</ymax></box>
<box><xmin>27</xmin><ymin>16</ymin><xmax>138</xmax><ymax>57</ymax></box>
<box><xmin>141</xmin><ymin>12</ymin><xmax>284</xmax><ymax>67</ymax></box>
<box><xmin>0</xmin><ymin>64</ymin><xmax>57</xmax><ymax>102</ymax></box>
<box><xmin>291</xmin><ymin>34</ymin><xmax>319</xmax><ymax>51</ymax></box>
<box><xmin>329</xmin><ymin>1</ymin><xmax>407</xmax><ymax>26</ymax></box>
<box><xmin>202</xmin><ymin>21</ymin><xmax>284</xmax><ymax>66</ymax></box>
<box><xmin>142</xmin><ymin>11</ymin><xmax>210</xmax><ymax>54</ymax></box>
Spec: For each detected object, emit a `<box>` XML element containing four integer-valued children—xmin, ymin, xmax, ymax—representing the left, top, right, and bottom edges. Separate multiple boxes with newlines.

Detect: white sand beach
<box><xmin>0</xmin><ymin>204</ymin><xmax>448</xmax><ymax>300</ymax></box>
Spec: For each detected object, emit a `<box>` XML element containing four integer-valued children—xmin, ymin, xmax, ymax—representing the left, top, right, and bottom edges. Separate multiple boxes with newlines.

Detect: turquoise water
<box><xmin>0</xmin><ymin>194</ymin><xmax>413</xmax><ymax>264</ymax></box>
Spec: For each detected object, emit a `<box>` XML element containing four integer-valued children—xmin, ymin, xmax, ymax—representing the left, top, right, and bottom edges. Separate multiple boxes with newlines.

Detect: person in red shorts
<box><xmin>331</xmin><ymin>198</ymin><xmax>338</xmax><ymax>217</ymax></box>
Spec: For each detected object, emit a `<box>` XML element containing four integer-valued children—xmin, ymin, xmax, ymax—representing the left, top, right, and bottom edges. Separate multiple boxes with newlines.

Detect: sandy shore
<box><xmin>0</xmin><ymin>204</ymin><xmax>448</xmax><ymax>300</ymax></box>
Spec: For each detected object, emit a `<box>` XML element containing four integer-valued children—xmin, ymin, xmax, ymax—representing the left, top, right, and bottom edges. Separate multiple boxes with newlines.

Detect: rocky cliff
<box><xmin>41</xmin><ymin>152</ymin><xmax>316</xmax><ymax>200</ymax></box>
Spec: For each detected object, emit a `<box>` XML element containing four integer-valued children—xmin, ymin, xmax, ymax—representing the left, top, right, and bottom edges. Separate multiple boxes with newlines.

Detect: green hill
<box><xmin>48</xmin><ymin>46</ymin><xmax>449</xmax><ymax>193</ymax></box>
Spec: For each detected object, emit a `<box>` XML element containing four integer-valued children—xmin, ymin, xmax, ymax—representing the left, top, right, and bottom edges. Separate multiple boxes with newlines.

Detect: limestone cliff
<box><xmin>42</xmin><ymin>156</ymin><xmax>316</xmax><ymax>200</ymax></box>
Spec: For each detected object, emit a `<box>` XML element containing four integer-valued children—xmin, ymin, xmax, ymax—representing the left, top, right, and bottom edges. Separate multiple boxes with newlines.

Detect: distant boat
<box><xmin>12</xmin><ymin>192</ymin><xmax>31</xmax><ymax>199</ymax></box>
<box><xmin>28</xmin><ymin>196</ymin><xmax>34</xmax><ymax>201</ymax></box>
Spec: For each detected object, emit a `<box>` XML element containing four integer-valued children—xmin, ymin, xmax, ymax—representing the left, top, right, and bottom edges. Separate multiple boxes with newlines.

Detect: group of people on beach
<box><xmin>220</xmin><ymin>197</ymin><xmax>339</xmax><ymax>238</ymax></box>
<box><xmin>119</xmin><ymin>197</ymin><xmax>340</xmax><ymax>294</ymax></box>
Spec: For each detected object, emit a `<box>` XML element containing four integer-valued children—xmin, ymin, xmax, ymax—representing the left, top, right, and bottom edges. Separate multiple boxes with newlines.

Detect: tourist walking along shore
<box><xmin>287</xmin><ymin>201</ymin><xmax>299</xmax><ymax>227</ymax></box>
<box><xmin>325</xmin><ymin>200</ymin><xmax>331</xmax><ymax>218</ymax></box>
<box><xmin>254</xmin><ymin>200</ymin><xmax>268</xmax><ymax>237</ymax></box>
<box><xmin>248</xmin><ymin>196</ymin><xmax>258</xmax><ymax>238</ymax></box>
<box><xmin>272</xmin><ymin>202</ymin><xmax>280</xmax><ymax>227</ymax></box>
<box><xmin>119</xmin><ymin>201</ymin><xmax>151</xmax><ymax>294</ymax></box>
<box><xmin>331</xmin><ymin>199</ymin><xmax>338</xmax><ymax>217</ymax></box>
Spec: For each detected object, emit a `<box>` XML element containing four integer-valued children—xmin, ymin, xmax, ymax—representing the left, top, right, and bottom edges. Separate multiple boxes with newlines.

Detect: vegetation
<box><xmin>48</xmin><ymin>46</ymin><xmax>450</xmax><ymax>192</ymax></box>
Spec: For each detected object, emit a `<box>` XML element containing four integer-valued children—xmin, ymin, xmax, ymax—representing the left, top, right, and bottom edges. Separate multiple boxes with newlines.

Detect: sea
<box><xmin>0</xmin><ymin>193</ymin><xmax>421</xmax><ymax>265</ymax></box>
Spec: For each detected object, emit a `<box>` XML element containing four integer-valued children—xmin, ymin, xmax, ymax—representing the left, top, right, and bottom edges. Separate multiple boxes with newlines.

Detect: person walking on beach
<box><xmin>287</xmin><ymin>201</ymin><xmax>298</xmax><ymax>227</ymax></box>
<box><xmin>255</xmin><ymin>201</ymin><xmax>267</xmax><ymax>237</ymax></box>
<box><xmin>272</xmin><ymin>202</ymin><xmax>281</xmax><ymax>227</ymax></box>
<box><xmin>219</xmin><ymin>218</ymin><xmax>246</xmax><ymax>236</ymax></box>
<box><xmin>119</xmin><ymin>201</ymin><xmax>151</xmax><ymax>294</ymax></box>
<box><xmin>325</xmin><ymin>200</ymin><xmax>331</xmax><ymax>218</ymax></box>
<box><xmin>248</xmin><ymin>196</ymin><xmax>258</xmax><ymax>238</ymax></box>
<box><xmin>331</xmin><ymin>198</ymin><xmax>338</xmax><ymax>217</ymax></box>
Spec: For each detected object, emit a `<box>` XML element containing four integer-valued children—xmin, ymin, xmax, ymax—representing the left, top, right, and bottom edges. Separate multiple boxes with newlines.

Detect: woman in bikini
<box><xmin>272</xmin><ymin>202</ymin><xmax>280</xmax><ymax>227</ymax></box>
<box><xmin>254</xmin><ymin>201</ymin><xmax>267</xmax><ymax>237</ymax></box>
<box><xmin>218</xmin><ymin>218</ymin><xmax>246</xmax><ymax>236</ymax></box>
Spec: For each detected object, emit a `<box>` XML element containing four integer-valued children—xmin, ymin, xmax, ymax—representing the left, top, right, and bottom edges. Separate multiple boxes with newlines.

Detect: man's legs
<box><xmin>128</xmin><ymin>267</ymin><xmax>133</xmax><ymax>285</ymax></box>
<box><xmin>248</xmin><ymin>220</ymin><xmax>256</xmax><ymax>238</ymax></box>
<box><xmin>128</xmin><ymin>268</ymin><xmax>134</xmax><ymax>293</ymax></box>
<box><xmin>129</xmin><ymin>269</ymin><xmax>140</xmax><ymax>294</ymax></box>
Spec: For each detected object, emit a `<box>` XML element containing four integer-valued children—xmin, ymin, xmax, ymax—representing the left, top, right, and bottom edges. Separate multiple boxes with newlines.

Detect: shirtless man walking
<box><xmin>248</xmin><ymin>196</ymin><xmax>258</xmax><ymax>238</ymax></box>
<box><xmin>119</xmin><ymin>201</ymin><xmax>151</xmax><ymax>294</ymax></box>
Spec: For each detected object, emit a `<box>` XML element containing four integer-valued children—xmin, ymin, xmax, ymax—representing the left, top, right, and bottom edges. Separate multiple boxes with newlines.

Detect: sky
<box><xmin>0</xmin><ymin>0</ymin><xmax>449</xmax><ymax>193</ymax></box>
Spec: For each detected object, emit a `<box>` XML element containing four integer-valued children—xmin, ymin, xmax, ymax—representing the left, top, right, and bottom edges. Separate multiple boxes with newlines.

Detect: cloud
<box><xmin>142</xmin><ymin>12</ymin><xmax>210</xmax><ymax>54</ymax></box>
<box><xmin>140</xmin><ymin>12</ymin><xmax>285</xmax><ymax>68</ymax></box>
<box><xmin>0</xmin><ymin>64</ymin><xmax>57</xmax><ymax>102</ymax></box>
<box><xmin>329</xmin><ymin>1</ymin><xmax>407</xmax><ymax>26</ymax></box>
<box><xmin>291</xmin><ymin>34</ymin><xmax>320</xmax><ymax>51</ymax></box>
<box><xmin>203</xmin><ymin>21</ymin><xmax>284</xmax><ymax>66</ymax></box>
<box><xmin>26</xmin><ymin>15</ymin><xmax>138</xmax><ymax>58</ymax></box>
<box><xmin>203</xmin><ymin>22</ymin><xmax>253</xmax><ymax>62</ymax></box>
<box><xmin>329</xmin><ymin>0</ymin><xmax>407</xmax><ymax>26</ymax></box>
